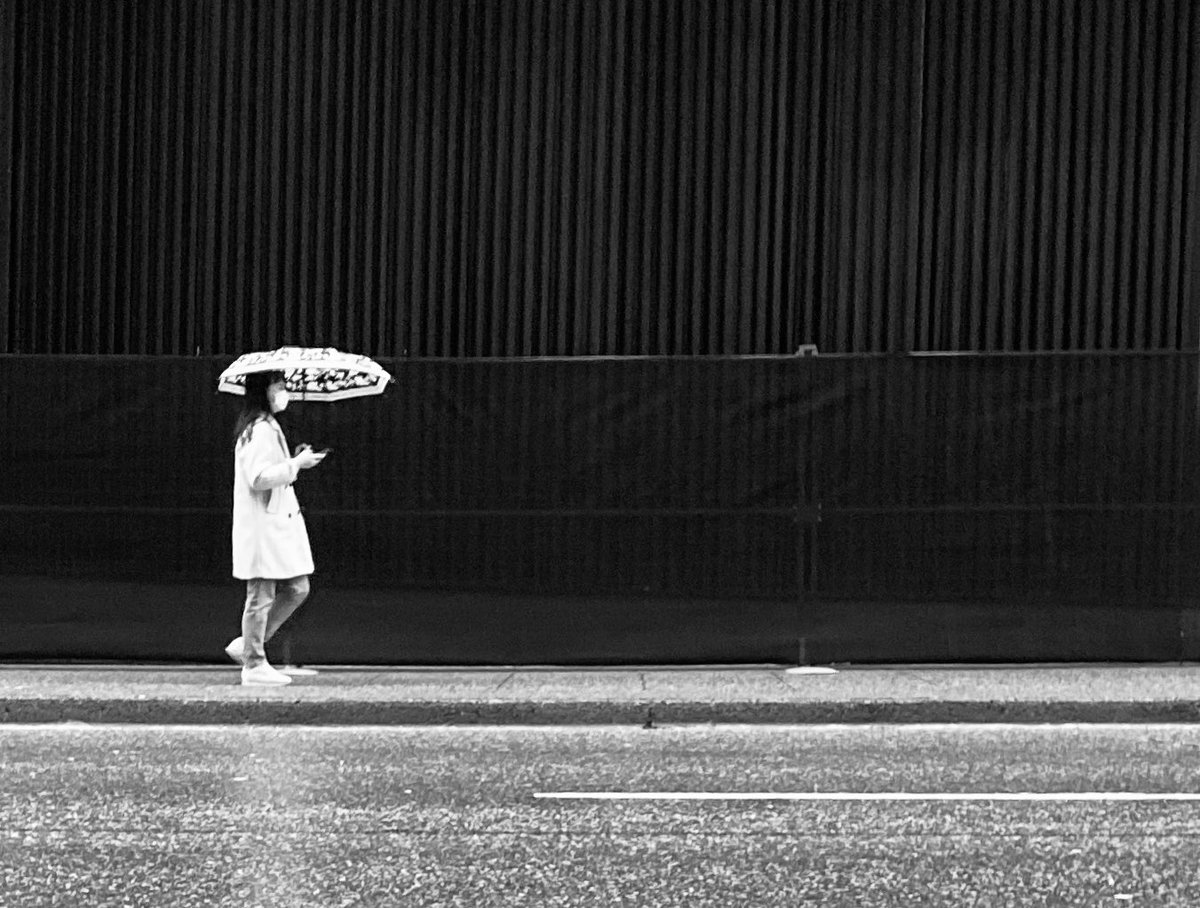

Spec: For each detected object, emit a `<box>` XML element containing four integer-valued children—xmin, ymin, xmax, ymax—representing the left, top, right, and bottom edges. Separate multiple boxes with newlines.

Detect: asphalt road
<box><xmin>3</xmin><ymin>723</ymin><xmax>1200</xmax><ymax>907</ymax></box>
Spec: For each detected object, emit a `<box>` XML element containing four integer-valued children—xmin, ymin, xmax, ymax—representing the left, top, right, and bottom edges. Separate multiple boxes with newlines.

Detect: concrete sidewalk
<box><xmin>3</xmin><ymin>663</ymin><xmax>1200</xmax><ymax>724</ymax></box>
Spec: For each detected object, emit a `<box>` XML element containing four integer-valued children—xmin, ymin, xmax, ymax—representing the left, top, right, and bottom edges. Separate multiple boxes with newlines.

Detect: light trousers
<box><xmin>241</xmin><ymin>576</ymin><xmax>310</xmax><ymax>669</ymax></box>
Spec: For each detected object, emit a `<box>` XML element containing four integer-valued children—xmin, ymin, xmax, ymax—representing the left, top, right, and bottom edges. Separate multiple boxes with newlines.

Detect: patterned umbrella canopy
<box><xmin>217</xmin><ymin>347</ymin><xmax>392</xmax><ymax>401</ymax></box>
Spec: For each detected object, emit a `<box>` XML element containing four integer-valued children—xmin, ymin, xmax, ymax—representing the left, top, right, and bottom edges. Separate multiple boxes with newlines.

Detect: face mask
<box><xmin>270</xmin><ymin>389</ymin><xmax>290</xmax><ymax>412</ymax></box>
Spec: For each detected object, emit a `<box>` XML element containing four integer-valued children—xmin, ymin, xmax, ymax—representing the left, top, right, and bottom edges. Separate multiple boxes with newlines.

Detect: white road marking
<box><xmin>534</xmin><ymin>791</ymin><xmax>1200</xmax><ymax>802</ymax></box>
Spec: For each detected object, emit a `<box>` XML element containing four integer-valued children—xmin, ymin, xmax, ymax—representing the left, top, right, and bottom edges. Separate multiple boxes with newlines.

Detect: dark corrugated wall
<box><xmin>1</xmin><ymin>0</ymin><xmax>1198</xmax><ymax>356</ymax></box>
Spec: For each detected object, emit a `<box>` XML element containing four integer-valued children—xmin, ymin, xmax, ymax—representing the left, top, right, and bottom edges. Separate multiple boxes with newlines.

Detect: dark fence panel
<box><xmin>810</xmin><ymin>354</ymin><xmax>1199</xmax><ymax>508</ymax></box>
<box><xmin>2</xmin><ymin>0</ymin><xmax>1197</xmax><ymax>356</ymax></box>
<box><xmin>0</xmin><ymin>355</ymin><xmax>801</xmax><ymax>663</ymax></box>
<box><xmin>801</xmin><ymin>353</ymin><xmax>1200</xmax><ymax>661</ymax></box>
<box><xmin>1</xmin><ymin>353</ymin><xmax>1197</xmax><ymax>663</ymax></box>
<box><xmin>0</xmin><ymin>356</ymin><xmax>801</xmax><ymax>588</ymax></box>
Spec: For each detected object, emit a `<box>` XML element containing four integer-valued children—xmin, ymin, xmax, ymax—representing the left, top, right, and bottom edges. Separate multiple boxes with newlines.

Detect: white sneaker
<box><xmin>224</xmin><ymin>636</ymin><xmax>245</xmax><ymax>665</ymax></box>
<box><xmin>280</xmin><ymin>665</ymin><xmax>319</xmax><ymax>676</ymax></box>
<box><xmin>241</xmin><ymin>663</ymin><xmax>292</xmax><ymax>686</ymax></box>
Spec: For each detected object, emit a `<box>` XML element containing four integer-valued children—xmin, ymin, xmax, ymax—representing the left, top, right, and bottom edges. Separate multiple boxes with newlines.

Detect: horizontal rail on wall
<box><xmin>822</xmin><ymin>504</ymin><xmax>1200</xmax><ymax>515</ymax></box>
<box><xmin>4</xmin><ymin>349</ymin><xmax>1199</xmax><ymax>364</ymax></box>
<box><xmin>0</xmin><ymin>504</ymin><xmax>818</xmax><ymax>519</ymax></box>
<box><xmin>0</xmin><ymin>352</ymin><xmax>815</xmax><ymax>364</ymax></box>
<box><xmin>905</xmin><ymin>349</ymin><xmax>1200</xmax><ymax>358</ymax></box>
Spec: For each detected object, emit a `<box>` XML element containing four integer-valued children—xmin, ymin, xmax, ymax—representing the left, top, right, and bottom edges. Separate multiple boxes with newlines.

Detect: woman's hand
<box><xmin>293</xmin><ymin>445</ymin><xmax>327</xmax><ymax>470</ymax></box>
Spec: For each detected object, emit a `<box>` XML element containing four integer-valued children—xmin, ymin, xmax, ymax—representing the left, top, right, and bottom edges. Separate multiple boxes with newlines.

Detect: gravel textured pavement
<box><xmin>4</xmin><ymin>723</ymin><xmax>1200</xmax><ymax>906</ymax></box>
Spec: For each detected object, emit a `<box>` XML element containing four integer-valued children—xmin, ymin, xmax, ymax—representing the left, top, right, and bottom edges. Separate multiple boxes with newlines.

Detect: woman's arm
<box><xmin>241</xmin><ymin>424</ymin><xmax>300</xmax><ymax>491</ymax></box>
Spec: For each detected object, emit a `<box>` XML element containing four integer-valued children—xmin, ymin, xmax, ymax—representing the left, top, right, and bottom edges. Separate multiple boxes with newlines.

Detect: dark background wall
<box><xmin>1</xmin><ymin>0</ymin><xmax>1199</xmax><ymax>663</ymax></box>
<box><xmin>1</xmin><ymin>353</ymin><xmax>1197</xmax><ymax>664</ymax></box>
<box><xmin>2</xmin><ymin>0</ymin><xmax>1198</xmax><ymax>356</ymax></box>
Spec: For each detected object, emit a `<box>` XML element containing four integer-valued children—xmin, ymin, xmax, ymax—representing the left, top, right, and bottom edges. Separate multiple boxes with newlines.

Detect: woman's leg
<box><xmin>241</xmin><ymin>579</ymin><xmax>276</xmax><ymax>669</ymax></box>
<box><xmin>264</xmin><ymin>575</ymin><xmax>311</xmax><ymax>644</ymax></box>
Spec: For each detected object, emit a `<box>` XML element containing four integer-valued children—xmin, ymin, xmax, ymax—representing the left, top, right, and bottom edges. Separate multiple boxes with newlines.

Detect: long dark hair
<box><xmin>232</xmin><ymin>370</ymin><xmax>284</xmax><ymax>449</ymax></box>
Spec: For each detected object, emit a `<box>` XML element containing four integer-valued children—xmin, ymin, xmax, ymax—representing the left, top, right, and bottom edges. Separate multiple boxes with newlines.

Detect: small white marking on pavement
<box><xmin>534</xmin><ymin>791</ymin><xmax>1200</xmax><ymax>802</ymax></box>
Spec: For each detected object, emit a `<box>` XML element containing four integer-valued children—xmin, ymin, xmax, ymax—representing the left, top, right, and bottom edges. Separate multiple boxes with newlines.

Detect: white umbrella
<box><xmin>217</xmin><ymin>346</ymin><xmax>393</xmax><ymax>401</ymax></box>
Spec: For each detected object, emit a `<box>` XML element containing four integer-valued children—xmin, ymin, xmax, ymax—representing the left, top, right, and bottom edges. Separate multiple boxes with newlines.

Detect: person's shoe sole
<box><xmin>241</xmin><ymin>676</ymin><xmax>292</xmax><ymax>686</ymax></box>
<box><xmin>241</xmin><ymin>665</ymin><xmax>292</xmax><ymax>686</ymax></box>
<box><xmin>280</xmin><ymin>666</ymin><xmax>319</xmax><ymax>676</ymax></box>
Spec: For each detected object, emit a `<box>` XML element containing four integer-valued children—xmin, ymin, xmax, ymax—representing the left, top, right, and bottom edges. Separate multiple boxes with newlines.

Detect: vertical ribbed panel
<box><xmin>0</xmin><ymin>0</ymin><xmax>12</xmax><ymax>354</ymax></box>
<box><xmin>911</xmin><ymin>0</ymin><xmax>1200</xmax><ymax>350</ymax></box>
<box><xmin>819</xmin><ymin>0</ymin><xmax>927</xmax><ymax>353</ymax></box>
<box><xmin>1</xmin><ymin>0</ymin><xmax>1198</xmax><ymax>355</ymax></box>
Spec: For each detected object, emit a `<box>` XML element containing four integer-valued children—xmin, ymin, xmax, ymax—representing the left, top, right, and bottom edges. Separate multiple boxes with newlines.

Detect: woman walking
<box><xmin>224</xmin><ymin>370</ymin><xmax>326</xmax><ymax>686</ymax></box>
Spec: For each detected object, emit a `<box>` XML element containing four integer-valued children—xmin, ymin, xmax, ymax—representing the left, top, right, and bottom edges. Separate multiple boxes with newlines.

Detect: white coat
<box><xmin>231</xmin><ymin>415</ymin><xmax>315</xmax><ymax>580</ymax></box>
